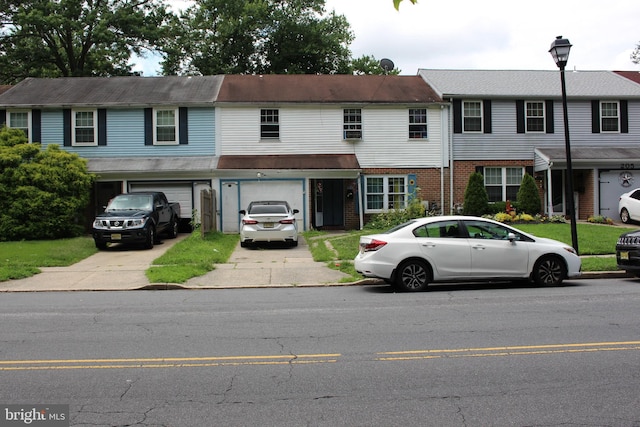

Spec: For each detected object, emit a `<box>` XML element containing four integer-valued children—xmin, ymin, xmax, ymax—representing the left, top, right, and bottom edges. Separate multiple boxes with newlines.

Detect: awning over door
<box><xmin>535</xmin><ymin>147</ymin><xmax>640</xmax><ymax>171</ymax></box>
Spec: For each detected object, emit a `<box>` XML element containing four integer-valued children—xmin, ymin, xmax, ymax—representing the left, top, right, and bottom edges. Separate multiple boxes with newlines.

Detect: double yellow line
<box><xmin>2</xmin><ymin>341</ymin><xmax>639</xmax><ymax>371</ymax></box>
<box><xmin>377</xmin><ymin>341</ymin><xmax>640</xmax><ymax>361</ymax></box>
<box><xmin>0</xmin><ymin>354</ymin><xmax>340</xmax><ymax>371</ymax></box>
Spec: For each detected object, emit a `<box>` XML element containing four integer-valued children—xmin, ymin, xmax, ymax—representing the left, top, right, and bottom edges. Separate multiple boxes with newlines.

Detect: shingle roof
<box><xmin>614</xmin><ymin>70</ymin><xmax>640</xmax><ymax>85</ymax></box>
<box><xmin>0</xmin><ymin>76</ymin><xmax>224</xmax><ymax>108</ymax></box>
<box><xmin>418</xmin><ymin>69</ymin><xmax>640</xmax><ymax>99</ymax></box>
<box><xmin>218</xmin><ymin>154</ymin><xmax>360</xmax><ymax>170</ymax></box>
<box><xmin>0</xmin><ymin>85</ymin><xmax>12</xmax><ymax>96</ymax></box>
<box><xmin>217</xmin><ymin>74</ymin><xmax>442</xmax><ymax>104</ymax></box>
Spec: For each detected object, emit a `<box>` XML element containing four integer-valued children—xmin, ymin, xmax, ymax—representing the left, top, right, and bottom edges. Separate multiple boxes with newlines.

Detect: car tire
<box><xmin>95</xmin><ymin>240</ymin><xmax>107</xmax><ymax>250</ymax></box>
<box><xmin>394</xmin><ymin>259</ymin><xmax>431</xmax><ymax>292</ymax></box>
<box><xmin>144</xmin><ymin>227</ymin><xmax>155</xmax><ymax>250</ymax></box>
<box><xmin>167</xmin><ymin>217</ymin><xmax>178</xmax><ymax>238</ymax></box>
<box><xmin>620</xmin><ymin>208</ymin><xmax>631</xmax><ymax>224</ymax></box>
<box><xmin>532</xmin><ymin>256</ymin><xmax>565</xmax><ymax>286</ymax></box>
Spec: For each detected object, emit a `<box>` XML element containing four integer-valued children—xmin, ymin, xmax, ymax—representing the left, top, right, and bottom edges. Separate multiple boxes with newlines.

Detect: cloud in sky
<box><xmin>133</xmin><ymin>0</ymin><xmax>640</xmax><ymax>75</ymax></box>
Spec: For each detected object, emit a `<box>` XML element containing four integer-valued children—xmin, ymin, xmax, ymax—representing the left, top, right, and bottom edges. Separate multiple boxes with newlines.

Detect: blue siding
<box><xmin>39</xmin><ymin>107</ymin><xmax>215</xmax><ymax>157</ymax></box>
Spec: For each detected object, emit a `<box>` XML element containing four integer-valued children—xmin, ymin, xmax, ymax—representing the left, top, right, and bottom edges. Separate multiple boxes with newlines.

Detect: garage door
<box><xmin>129</xmin><ymin>182</ymin><xmax>193</xmax><ymax>219</ymax></box>
<box><xmin>222</xmin><ymin>179</ymin><xmax>305</xmax><ymax>233</ymax></box>
<box><xmin>599</xmin><ymin>170</ymin><xmax>636</xmax><ymax>219</ymax></box>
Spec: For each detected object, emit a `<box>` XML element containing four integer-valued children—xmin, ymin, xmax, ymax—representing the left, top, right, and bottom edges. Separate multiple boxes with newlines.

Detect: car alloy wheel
<box><xmin>533</xmin><ymin>256</ymin><xmax>565</xmax><ymax>286</ymax></box>
<box><xmin>621</xmin><ymin>208</ymin><xmax>630</xmax><ymax>224</ymax></box>
<box><xmin>395</xmin><ymin>260</ymin><xmax>430</xmax><ymax>292</ymax></box>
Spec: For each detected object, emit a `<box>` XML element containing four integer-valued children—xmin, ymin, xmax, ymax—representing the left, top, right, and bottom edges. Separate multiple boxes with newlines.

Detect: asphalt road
<box><xmin>1</xmin><ymin>278</ymin><xmax>639</xmax><ymax>426</ymax></box>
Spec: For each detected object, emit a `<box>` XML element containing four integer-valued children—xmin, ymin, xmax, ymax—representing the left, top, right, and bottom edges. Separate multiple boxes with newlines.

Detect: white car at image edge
<box><xmin>239</xmin><ymin>201</ymin><xmax>299</xmax><ymax>247</ymax></box>
<box><xmin>354</xmin><ymin>215</ymin><xmax>581</xmax><ymax>292</ymax></box>
<box><xmin>618</xmin><ymin>187</ymin><xmax>640</xmax><ymax>224</ymax></box>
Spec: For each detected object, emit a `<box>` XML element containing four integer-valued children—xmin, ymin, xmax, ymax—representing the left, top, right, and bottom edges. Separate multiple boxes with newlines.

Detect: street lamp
<box><xmin>549</xmin><ymin>35</ymin><xmax>579</xmax><ymax>254</ymax></box>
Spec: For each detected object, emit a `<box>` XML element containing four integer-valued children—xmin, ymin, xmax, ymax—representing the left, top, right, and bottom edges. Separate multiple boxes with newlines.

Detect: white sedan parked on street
<box><xmin>618</xmin><ymin>187</ymin><xmax>640</xmax><ymax>224</ymax></box>
<box><xmin>355</xmin><ymin>216</ymin><xmax>581</xmax><ymax>292</ymax></box>
<box><xmin>239</xmin><ymin>201</ymin><xmax>299</xmax><ymax>247</ymax></box>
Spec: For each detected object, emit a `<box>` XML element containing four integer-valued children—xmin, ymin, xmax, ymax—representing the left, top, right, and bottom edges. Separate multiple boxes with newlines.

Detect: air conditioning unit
<box><xmin>343</xmin><ymin>130</ymin><xmax>362</xmax><ymax>141</ymax></box>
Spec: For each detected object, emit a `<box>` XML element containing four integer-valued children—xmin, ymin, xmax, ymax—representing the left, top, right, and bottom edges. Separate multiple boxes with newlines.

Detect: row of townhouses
<box><xmin>1</xmin><ymin>70</ymin><xmax>640</xmax><ymax>232</ymax></box>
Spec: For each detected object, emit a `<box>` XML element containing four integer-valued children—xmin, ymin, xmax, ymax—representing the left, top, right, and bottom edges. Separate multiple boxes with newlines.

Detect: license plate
<box><xmin>111</xmin><ymin>233</ymin><xmax>122</xmax><ymax>240</ymax></box>
<box><xmin>620</xmin><ymin>251</ymin><xmax>629</xmax><ymax>260</ymax></box>
<box><xmin>263</xmin><ymin>223</ymin><xmax>274</xmax><ymax>228</ymax></box>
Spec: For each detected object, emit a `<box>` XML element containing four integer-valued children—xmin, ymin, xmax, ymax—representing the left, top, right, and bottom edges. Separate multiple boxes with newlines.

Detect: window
<box><xmin>526</xmin><ymin>101</ymin><xmax>545</xmax><ymax>132</ymax></box>
<box><xmin>154</xmin><ymin>108</ymin><xmax>178</xmax><ymax>144</ymax></box>
<box><xmin>343</xmin><ymin>108</ymin><xmax>362</xmax><ymax>139</ymax></box>
<box><xmin>601</xmin><ymin>101</ymin><xmax>619</xmax><ymax>132</ymax></box>
<box><xmin>260</xmin><ymin>109</ymin><xmax>279</xmax><ymax>139</ymax></box>
<box><xmin>413</xmin><ymin>220</ymin><xmax>460</xmax><ymax>238</ymax></box>
<box><xmin>409</xmin><ymin>108</ymin><xmax>427</xmax><ymax>139</ymax></box>
<box><xmin>463</xmin><ymin>101</ymin><xmax>482</xmax><ymax>132</ymax></box>
<box><xmin>365</xmin><ymin>176</ymin><xmax>407</xmax><ymax>212</ymax></box>
<box><xmin>8</xmin><ymin>110</ymin><xmax>31</xmax><ymax>140</ymax></box>
<box><xmin>72</xmin><ymin>109</ymin><xmax>97</xmax><ymax>145</ymax></box>
<box><xmin>484</xmin><ymin>167</ymin><xmax>523</xmax><ymax>202</ymax></box>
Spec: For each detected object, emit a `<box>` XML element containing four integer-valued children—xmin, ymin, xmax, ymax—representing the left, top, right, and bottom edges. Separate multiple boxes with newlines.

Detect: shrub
<box><xmin>463</xmin><ymin>172</ymin><xmax>489</xmax><ymax>216</ymax></box>
<box><xmin>516</xmin><ymin>173</ymin><xmax>541</xmax><ymax>215</ymax></box>
<box><xmin>364</xmin><ymin>192</ymin><xmax>426</xmax><ymax>230</ymax></box>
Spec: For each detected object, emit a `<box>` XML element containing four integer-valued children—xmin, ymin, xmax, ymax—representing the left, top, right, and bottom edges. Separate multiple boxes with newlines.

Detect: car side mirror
<box><xmin>239</xmin><ymin>210</ymin><xmax>246</xmax><ymax>215</ymax></box>
<box><xmin>507</xmin><ymin>232</ymin><xmax>517</xmax><ymax>242</ymax></box>
<box><xmin>293</xmin><ymin>209</ymin><xmax>299</xmax><ymax>214</ymax></box>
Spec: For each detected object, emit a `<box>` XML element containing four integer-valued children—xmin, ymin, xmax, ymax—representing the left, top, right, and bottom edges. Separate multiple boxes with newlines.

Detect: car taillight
<box><xmin>242</xmin><ymin>219</ymin><xmax>258</xmax><ymax>225</ymax></box>
<box><xmin>362</xmin><ymin>239</ymin><xmax>387</xmax><ymax>252</ymax></box>
<box><xmin>279</xmin><ymin>219</ymin><xmax>295</xmax><ymax>224</ymax></box>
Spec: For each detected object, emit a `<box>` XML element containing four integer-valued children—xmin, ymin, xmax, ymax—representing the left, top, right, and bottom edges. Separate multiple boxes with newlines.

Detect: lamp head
<box><xmin>549</xmin><ymin>36</ymin><xmax>572</xmax><ymax>69</ymax></box>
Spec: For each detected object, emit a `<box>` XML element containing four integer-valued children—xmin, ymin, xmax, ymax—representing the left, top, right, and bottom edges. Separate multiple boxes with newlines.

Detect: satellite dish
<box><xmin>380</xmin><ymin>58</ymin><xmax>395</xmax><ymax>73</ymax></box>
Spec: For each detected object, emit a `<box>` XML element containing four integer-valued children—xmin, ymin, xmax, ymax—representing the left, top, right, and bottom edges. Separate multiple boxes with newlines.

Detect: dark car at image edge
<box><xmin>616</xmin><ymin>229</ymin><xmax>640</xmax><ymax>276</ymax></box>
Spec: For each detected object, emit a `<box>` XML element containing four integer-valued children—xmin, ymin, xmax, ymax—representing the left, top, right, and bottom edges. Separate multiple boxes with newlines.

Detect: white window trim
<box><xmin>260</xmin><ymin>108</ymin><xmax>280</xmax><ymax>140</ymax></box>
<box><xmin>153</xmin><ymin>107</ymin><xmax>179</xmax><ymax>145</ymax></box>
<box><xmin>525</xmin><ymin>100</ymin><xmax>545</xmax><ymax>133</ymax></box>
<box><xmin>343</xmin><ymin>108</ymin><xmax>362</xmax><ymax>140</ymax></box>
<box><xmin>462</xmin><ymin>100</ymin><xmax>483</xmax><ymax>133</ymax></box>
<box><xmin>7</xmin><ymin>109</ymin><xmax>32</xmax><ymax>142</ymax></box>
<box><xmin>484</xmin><ymin>167</ymin><xmax>524</xmax><ymax>201</ymax></box>
<box><xmin>364</xmin><ymin>175</ymin><xmax>408</xmax><ymax>213</ymax></box>
<box><xmin>408</xmin><ymin>108</ymin><xmax>428</xmax><ymax>140</ymax></box>
<box><xmin>600</xmin><ymin>101</ymin><xmax>620</xmax><ymax>133</ymax></box>
<box><xmin>72</xmin><ymin>109</ymin><xmax>98</xmax><ymax>146</ymax></box>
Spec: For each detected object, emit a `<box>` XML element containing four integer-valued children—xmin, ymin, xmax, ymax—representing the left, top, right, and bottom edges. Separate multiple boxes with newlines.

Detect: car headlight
<box><xmin>563</xmin><ymin>246</ymin><xmax>577</xmax><ymax>256</ymax></box>
<box><xmin>128</xmin><ymin>218</ymin><xmax>147</xmax><ymax>228</ymax></box>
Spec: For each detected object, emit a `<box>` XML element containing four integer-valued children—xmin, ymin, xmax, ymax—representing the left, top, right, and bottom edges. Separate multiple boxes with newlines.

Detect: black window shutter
<box><xmin>591</xmin><ymin>100</ymin><xmax>600</xmax><ymax>133</ymax></box>
<box><xmin>515</xmin><ymin>100</ymin><xmax>525</xmax><ymax>134</ymax></box>
<box><xmin>32</xmin><ymin>109</ymin><xmax>41</xmax><ymax>142</ymax></box>
<box><xmin>63</xmin><ymin>109</ymin><xmax>71</xmax><ymax>146</ymax></box>
<box><xmin>525</xmin><ymin>166</ymin><xmax>534</xmax><ymax>176</ymax></box>
<box><xmin>179</xmin><ymin>107</ymin><xmax>188</xmax><ymax>144</ymax></box>
<box><xmin>545</xmin><ymin>100</ymin><xmax>554</xmax><ymax>134</ymax></box>
<box><xmin>98</xmin><ymin>109</ymin><xmax>107</xmax><ymax>145</ymax></box>
<box><xmin>453</xmin><ymin>99</ymin><xmax>462</xmax><ymax>134</ymax></box>
<box><xmin>483</xmin><ymin>100</ymin><xmax>492</xmax><ymax>134</ymax></box>
<box><xmin>144</xmin><ymin>108</ymin><xmax>153</xmax><ymax>145</ymax></box>
<box><xmin>621</xmin><ymin>100</ymin><xmax>628</xmax><ymax>133</ymax></box>
<box><xmin>0</xmin><ymin>110</ymin><xmax>5</xmax><ymax>126</ymax></box>
<box><xmin>475</xmin><ymin>166</ymin><xmax>484</xmax><ymax>175</ymax></box>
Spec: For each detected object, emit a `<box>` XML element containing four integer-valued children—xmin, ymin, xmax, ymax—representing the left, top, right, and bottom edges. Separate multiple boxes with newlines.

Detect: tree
<box><xmin>0</xmin><ymin>127</ymin><xmax>94</xmax><ymax>240</ymax></box>
<box><xmin>632</xmin><ymin>42</ymin><xmax>640</xmax><ymax>65</ymax></box>
<box><xmin>351</xmin><ymin>55</ymin><xmax>401</xmax><ymax>75</ymax></box>
<box><xmin>162</xmin><ymin>0</ymin><xmax>354</xmax><ymax>75</ymax></box>
<box><xmin>462</xmin><ymin>172</ymin><xmax>489</xmax><ymax>216</ymax></box>
<box><xmin>0</xmin><ymin>0</ymin><xmax>176</xmax><ymax>84</ymax></box>
<box><xmin>516</xmin><ymin>173</ymin><xmax>542</xmax><ymax>215</ymax></box>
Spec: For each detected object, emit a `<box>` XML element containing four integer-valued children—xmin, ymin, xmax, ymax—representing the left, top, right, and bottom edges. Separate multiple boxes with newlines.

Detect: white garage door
<box><xmin>222</xmin><ymin>179</ymin><xmax>305</xmax><ymax>233</ymax></box>
<box><xmin>129</xmin><ymin>182</ymin><xmax>193</xmax><ymax>219</ymax></box>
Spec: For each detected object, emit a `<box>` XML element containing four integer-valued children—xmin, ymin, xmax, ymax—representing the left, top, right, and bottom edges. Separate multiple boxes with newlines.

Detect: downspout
<box><xmin>448</xmin><ymin>99</ymin><xmax>454</xmax><ymax>215</ymax></box>
<box><xmin>357</xmin><ymin>172</ymin><xmax>364</xmax><ymax>230</ymax></box>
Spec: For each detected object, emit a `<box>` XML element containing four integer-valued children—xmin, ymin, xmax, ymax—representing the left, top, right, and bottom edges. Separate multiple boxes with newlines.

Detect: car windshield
<box><xmin>107</xmin><ymin>195</ymin><xmax>153</xmax><ymax>211</ymax></box>
<box><xmin>249</xmin><ymin>205</ymin><xmax>288</xmax><ymax>215</ymax></box>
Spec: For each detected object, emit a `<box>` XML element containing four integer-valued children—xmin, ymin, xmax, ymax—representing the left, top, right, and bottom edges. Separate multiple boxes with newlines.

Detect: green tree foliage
<box><xmin>516</xmin><ymin>173</ymin><xmax>541</xmax><ymax>215</ymax></box>
<box><xmin>351</xmin><ymin>55</ymin><xmax>401</xmax><ymax>75</ymax></box>
<box><xmin>163</xmin><ymin>0</ymin><xmax>354</xmax><ymax>75</ymax></box>
<box><xmin>0</xmin><ymin>0</ymin><xmax>175</xmax><ymax>83</ymax></box>
<box><xmin>0</xmin><ymin>127</ymin><xmax>94</xmax><ymax>240</ymax></box>
<box><xmin>393</xmin><ymin>0</ymin><xmax>418</xmax><ymax>10</ymax></box>
<box><xmin>462</xmin><ymin>172</ymin><xmax>489</xmax><ymax>216</ymax></box>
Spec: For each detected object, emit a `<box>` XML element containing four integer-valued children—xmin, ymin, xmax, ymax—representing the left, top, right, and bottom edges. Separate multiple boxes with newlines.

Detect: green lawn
<box><xmin>0</xmin><ymin>222</ymin><xmax>635</xmax><ymax>283</ymax></box>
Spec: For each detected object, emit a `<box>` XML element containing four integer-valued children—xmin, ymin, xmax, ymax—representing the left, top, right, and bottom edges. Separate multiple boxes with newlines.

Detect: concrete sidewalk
<box><xmin>0</xmin><ymin>234</ymin><xmax>351</xmax><ymax>292</ymax></box>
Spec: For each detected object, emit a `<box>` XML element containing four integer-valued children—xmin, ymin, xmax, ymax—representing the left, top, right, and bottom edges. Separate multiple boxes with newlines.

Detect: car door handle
<box><xmin>422</xmin><ymin>242</ymin><xmax>437</xmax><ymax>248</ymax></box>
<box><xmin>472</xmin><ymin>245</ymin><xmax>486</xmax><ymax>250</ymax></box>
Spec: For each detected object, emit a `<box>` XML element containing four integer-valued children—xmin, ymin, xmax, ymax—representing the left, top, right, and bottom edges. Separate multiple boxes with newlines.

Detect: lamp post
<box><xmin>549</xmin><ymin>35</ymin><xmax>579</xmax><ymax>254</ymax></box>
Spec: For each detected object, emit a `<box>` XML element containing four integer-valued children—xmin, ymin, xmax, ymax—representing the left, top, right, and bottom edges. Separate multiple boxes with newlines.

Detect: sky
<box><xmin>135</xmin><ymin>0</ymin><xmax>640</xmax><ymax>76</ymax></box>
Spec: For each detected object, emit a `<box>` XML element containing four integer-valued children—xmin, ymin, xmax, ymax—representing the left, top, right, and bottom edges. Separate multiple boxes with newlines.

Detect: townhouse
<box><xmin>0</xmin><ymin>74</ymin><xmax>446</xmax><ymax>232</ymax></box>
<box><xmin>419</xmin><ymin>69</ymin><xmax>640</xmax><ymax>220</ymax></box>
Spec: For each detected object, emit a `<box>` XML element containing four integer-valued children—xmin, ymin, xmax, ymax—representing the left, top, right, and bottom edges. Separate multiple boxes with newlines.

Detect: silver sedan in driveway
<box><xmin>355</xmin><ymin>216</ymin><xmax>581</xmax><ymax>292</ymax></box>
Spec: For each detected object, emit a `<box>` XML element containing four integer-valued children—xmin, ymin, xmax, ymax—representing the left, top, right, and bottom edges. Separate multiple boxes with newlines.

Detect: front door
<box><xmin>315</xmin><ymin>180</ymin><xmax>344</xmax><ymax>228</ymax></box>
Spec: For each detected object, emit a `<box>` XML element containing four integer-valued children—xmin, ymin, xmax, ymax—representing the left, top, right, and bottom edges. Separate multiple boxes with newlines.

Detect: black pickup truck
<box><xmin>92</xmin><ymin>192</ymin><xmax>180</xmax><ymax>249</ymax></box>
